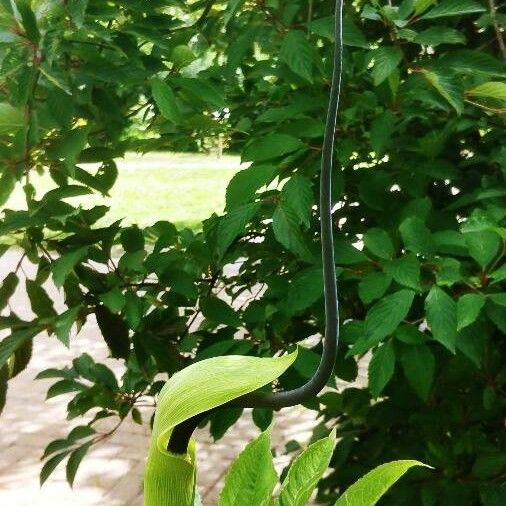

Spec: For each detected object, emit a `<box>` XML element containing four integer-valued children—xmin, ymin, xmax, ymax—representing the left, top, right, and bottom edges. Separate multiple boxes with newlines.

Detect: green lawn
<box><xmin>6</xmin><ymin>153</ymin><xmax>242</xmax><ymax>230</ymax></box>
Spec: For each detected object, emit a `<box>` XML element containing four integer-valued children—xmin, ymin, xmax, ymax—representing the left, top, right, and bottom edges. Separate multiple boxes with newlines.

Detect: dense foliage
<box><xmin>0</xmin><ymin>0</ymin><xmax>505</xmax><ymax>503</ymax></box>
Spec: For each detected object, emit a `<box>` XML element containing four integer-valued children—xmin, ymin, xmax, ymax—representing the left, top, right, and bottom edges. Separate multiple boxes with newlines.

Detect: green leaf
<box><xmin>98</xmin><ymin>287</ymin><xmax>126</xmax><ymax>313</ymax></box>
<box><xmin>226</xmin><ymin>166</ymin><xmax>276</xmax><ymax>210</ymax></box>
<box><xmin>67</xmin><ymin>0</ymin><xmax>88</xmax><ymax>28</ymax></box>
<box><xmin>464</xmin><ymin>231</ymin><xmax>501</xmax><ymax>267</ymax></box>
<box><xmin>120</xmin><ymin>226</ymin><xmax>145</xmax><ymax>252</ymax></box>
<box><xmin>425</xmin><ymin>286</ymin><xmax>457</xmax><ymax>352</ymax></box>
<box><xmin>414</xmin><ymin>27</ymin><xmax>465</xmax><ymax>46</ymax></box>
<box><xmin>368</xmin><ymin>342</ymin><xmax>395</xmax><ymax>398</ymax></box>
<box><xmin>308</xmin><ymin>16</ymin><xmax>368</xmax><ymax>48</ymax></box>
<box><xmin>0</xmin><ymin>326</ymin><xmax>40</xmax><ymax>370</ymax></box>
<box><xmin>15</xmin><ymin>0</ymin><xmax>40</xmax><ymax>42</ymax></box>
<box><xmin>7</xmin><ymin>338</ymin><xmax>32</xmax><ymax>378</ymax></box>
<box><xmin>457</xmin><ymin>293</ymin><xmax>485</xmax><ymax>331</ymax></box>
<box><xmin>151</xmin><ymin>78</ymin><xmax>182</xmax><ymax>124</ymax></box>
<box><xmin>358</xmin><ymin>272</ymin><xmax>391</xmax><ymax>304</ymax></box>
<box><xmin>335</xmin><ymin>460</ymin><xmax>430</xmax><ymax>505</ymax></box>
<box><xmin>0</xmin><ymin>168</ymin><xmax>16</xmax><ymax>207</ymax></box>
<box><xmin>383</xmin><ymin>254</ymin><xmax>421</xmax><ymax>291</ymax></box>
<box><xmin>0</xmin><ymin>103</ymin><xmax>24</xmax><ymax>133</ymax></box>
<box><xmin>51</xmin><ymin>247</ymin><xmax>89</xmax><ymax>287</ymax></box>
<box><xmin>467</xmin><ymin>82</ymin><xmax>506</xmax><ymax>101</ymax></box>
<box><xmin>41</xmin><ymin>451</ymin><xmax>71</xmax><ymax>486</ymax></box>
<box><xmin>174</xmin><ymin>77</ymin><xmax>225</xmax><ymax>109</ymax></box>
<box><xmin>399</xmin><ymin>217</ymin><xmax>434</xmax><ymax>257</ymax></box>
<box><xmin>216</xmin><ymin>203</ymin><xmax>260</xmax><ymax>258</ymax></box>
<box><xmin>420</xmin><ymin>69</ymin><xmax>463</xmax><ymax>114</ymax></box>
<box><xmin>420</xmin><ymin>0</ymin><xmax>486</xmax><ymax>19</ymax></box>
<box><xmin>370</xmin><ymin>111</ymin><xmax>395</xmax><ymax>155</ymax></box>
<box><xmin>26</xmin><ymin>279</ymin><xmax>57</xmax><ymax>319</ymax></box>
<box><xmin>46</xmin><ymin>379</ymin><xmax>85</xmax><ymax>399</ymax></box>
<box><xmin>48</xmin><ymin>127</ymin><xmax>89</xmax><ymax>175</ymax></box>
<box><xmin>200</xmin><ymin>296</ymin><xmax>241</xmax><ymax>328</ymax></box>
<box><xmin>243</xmin><ymin>134</ymin><xmax>304</xmax><ymax>162</ymax></box>
<box><xmin>280</xmin><ymin>30</ymin><xmax>314</xmax><ymax>82</ymax></box>
<box><xmin>395</xmin><ymin>324</ymin><xmax>428</xmax><ymax>345</ymax></box>
<box><xmin>219</xmin><ymin>427</ymin><xmax>277</xmax><ymax>506</ymax></box>
<box><xmin>369</xmin><ymin>47</ymin><xmax>403</xmax><ymax>86</ymax></box>
<box><xmin>276</xmin><ymin>430</ymin><xmax>337</xmax><ymax>506</ymax></box>
<box><xmin>400</xmin><ymin>344</ymin><xmax>435</xmax><ymax>401</ymax></box>
<box><xmin>0</xmin><ymin>273</ymin><xmax>19</xmax><ymax>311</ymax></box>
<box><xmin>0</xmin><ymin>365</ymin><xmax>8</xmax><ymax>416</ymax></box>
<box><xmin>95</xmin><ymin>305</ymin><xmax>130</xmax><ymax>359</ymax></box>
<box><xmin>282</xmin><ymin>175</ymin><xmax>313</xmax><ymax>228</ymax></box>
<box><xmin>272</xmin><ymin>204</ymin><xmax>314</xmax><ymax>262</ymax></box>
<box><xmin>284</xmin><ymin>267</ymin><xmax>324</xmax><ymax>315</ymax></box>
<box><xmin>364</xmin><ymin>228</ymin><xmax>394</xmax><ymax>260</ymax></box>
<box><xmin>54</xmin><ymin>306</ymin><xmax>81</xmax><ymax>347</ymax></box>
<box><xmin>66</xmin><ymin>442</ymin><xmax>92</xmax><ymax>487</ymax></box>
<box><xmin>364</xmin><ymin>290</ymin><xmax>415</xmax><ymax>345</ymax></box>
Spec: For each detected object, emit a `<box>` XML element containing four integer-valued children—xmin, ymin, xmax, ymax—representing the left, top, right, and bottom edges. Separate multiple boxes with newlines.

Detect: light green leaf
<box><xmin>420</xmin><ymin>69</ymin><xmax>463</xmax><ymax>114</ymax></box>
<box><xmin>151</xmin><ymin>78</ymin><xmax>182</xmax><ymax>124</ymax></box>
<box><xmin>457</xmin><ymin>293</ymin><xmax>485</xmax><ymax>331</ymax></box>
<box><xmin>414</xmin><ymin>0</ymin><xmax>436</xmax><ymax>15</ymax></box>
<box><xmin>335</xmin><ymin>460</ymin><xmax>430</xmax><ymax>506</ymax></box>
<box><xmin>464</xmin><ymin>231</ymin><xmax>501</xmax><ymax>267</ymax></box>
<box><xmin>467</xmin><ymin>82</ymin><xmax>506</xmax><ymax>101</ymax></box>
<box><xmin>54</xmin><ymin>306</ymin><xmax>81</xmax><ymax>347</ymax></box>
<box><xmin>383</xmin><ymin>254</ymin><xmax>421</xmax><ymax>291</ymax></box>
<box><xmin>282</xmin><ymin>175</ymin><xmax>313</xmax><ymax>228</ymax></box>
<box><xmin>200</xmin><ymin>296</ymin><xmax>241</xmax><ymax>327</ymax></box>
<box><xmin>226</xmin><ymin>166</ymin><xmax>276</xmax><ymax>210</ymax></box>
<box><xmin>400</xmin><ymin>344</ymin><xmax>435</xmax><ymax>401</ymax></box>
<box><xmin>369</xmin><ymin>47</ymin><xmax>403</xmax><ymax>86</ymax></box>
<box><xmin>421</xmin><ymin>0</ymin><xmax>486</xmax><ymax>20</ymax></box>
<box><xmin>243</xmin><ymin>134</ymin><xmax>304</xmax><ymax>162</ymax></box>
<box><xmin>219</xmin><ymin>427</ymin><xmax>277</xmax><ymax>506</ymax></box>
<box><xmin>145</xmin><ymin>351</ymin><xmax>297</xmax><ymax>505</ymax></box>
<box><xmin>280</xmin><ymin>30</ymin><xmax>314</xmax><ymax>82</ymax></box>
<box><xmin>276</xmin><ymin>430</ymin><xmax>337</xmax><ymax>506</ymax></box>
<box><xmin>0</xmin><ymin>103</ymin><xmax>24</xmax><ymax>133</ymax></box>
<box><xmin>51</xmin><ymin>247</ymin><xmax>89</xmax><ymax>287</ymax></box>
<box><xmin>364</xmin><ymin>228</ymin><xmax>394</xmax><ymax>260</ymax></box>
<box><xmin>368</xmin><ymin>342</ymin><xmax>395</xmax><ymax>398</ymax></box>
<box><xmin>358</xmin><ymin>272</ymin><xmax>391</xmax><ymax>304</ymax></box>
<box><xmin>425</xmin><ymin>286</ymin><xmax>457</xmax><ymax>352</ymax></box>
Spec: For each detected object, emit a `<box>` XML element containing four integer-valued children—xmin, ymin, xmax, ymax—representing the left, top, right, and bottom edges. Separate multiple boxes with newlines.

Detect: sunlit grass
<box><xmin>5</xmin><ymin>153</ymin><xmax>242</xmax><ymax>230</ymax></box>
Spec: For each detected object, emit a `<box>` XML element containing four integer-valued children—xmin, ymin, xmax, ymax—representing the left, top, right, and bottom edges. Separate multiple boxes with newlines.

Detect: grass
<box><xmin>6</xmin><ymin>153</ymin><xmax>243</xmax><ymax>230</ymax></box>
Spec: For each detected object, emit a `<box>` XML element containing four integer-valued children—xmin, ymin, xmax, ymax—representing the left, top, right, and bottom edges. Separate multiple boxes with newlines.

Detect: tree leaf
<box><xmin>358</xmin><ymin>272</ymin><xmax>391</xmax><ymax>304</ymax></box>
<box><xmin>368</xmin><ymin>342</ymin><xmax>395</xmax><ymax>398</ymax></box>
<box><xmin>414</xmin><ymin>27</ymin><xmax>465</xmax><ymax>46</ymax></box>
<box><xmin>364</xmin><ymin>228</ymin><xmax>394</xmax><ymax>260</ymax></box>
<box><xmin>276</xmin><ymin>430</ymin><xmax>337</xmax><ymax>506</ymax></box>
<box><xmin>399</xmin><ymin>217</ymin><xmax>434</xmax><ymax>257</ymax></box>
<box><xmin>0</xmin><ymin>327</ymin><xmax>40</xmax><ymax>370</ymax></box>
<box><xmin>0</xmin><ymin>273</ymin><xmax>19</xmax><ymax>311</ymax></box>
<box><xmin>425</xmin><ymin>286</ymin><xmax>457</xmax><ymax>352</ymax></box>
<box><xmin>151</xmin><ymin>78</ymin><xmax>182</xmax><ymax>124</ymax></box>
<box><xmin>369</xmin><ymin>47</ymin><xmax>403</xmax><ymax>86</ymax></box>
<box><xmin>464</xmin><ymin>231</ymin><xmax>501</xmax><ymax>267</ymax></box>
<box><xmin>369</xmin><ymin>111</ymin><xmax>395</xmax><ymax>155</ymax></box>
<box><xmin>0</xmin><ymin>103</ymin><xmax>24</xmax><ymax>133</ymax></box>
<box><xmin>0</xmin><ymin>364</ymin><xmax>8</xmax><ymax>416</ymax></box>
<box><xmin>52</xmin><ymin>247</ymin><xmax>89</xmax><ymax>287</ymax></box>
<box><xmin>219</xmin><ymin>427</ymin><xmax>277</xmax><ymax>506</ymax></box>
<box><xmin>26</xmin><ymin>279</ymin><xmax>57</xmax><ymax>319</ymax></box>
<box><xmin>66</xmin><ymin>441</ymin><xmax>92</xmax><ymax>487</ymax></box>
<box><xmin>200</xmin><ymin>296</ymin><xmax>241</xmax><ymax>328</ymax></box>
<box><xmin>467</xmin><ymin>82</ymin><xmax>506</xmax><ymax>101</ymax></box>
<box><xmin>457</xmin><ymin>293</ymin><xmax>485</xmax><ymax>331</ymax></box>
<box><xmin>400</xmin><ymin>344</ymin><xmax>435</xmax><ymax>401</ymax></box>
<box><xmin>420</xmin><ymin>69</ymin><xmax>463</xmax><ymax>114</ymax></box>
<box><xmin>0</xmin><ymin>168</ymin><xmax>16</xmax><ymax>207</ymax></box>
<box><xmin>334</xmin><ymin>460</ymin><xmax>430</xmax><ymax>505</ymax></box>
<box><xmin>54</xmin><ymin>306</ymin><xmax>81</xmax><ymax>347</ymax></box>
<box><xmin>95</xmin><ymin>305</ymin><xmax>130</xmax><ymax>359</ymax></box>
<box><xmin>383</xmin><ymin>254</ymin><xmax>421</xmax><ymax>291</ymax></box>
<box><xmin>420</xmin><ymin>0</ymin><xmax>486</xmax><ymax>20</ymax></box>
<box><xmin>243</xmin><ymin>134</ymin><xmax>304</xmax><ymax>162</ymax></box>
<box><xmin>364</xmin><ymin>290</ymin><xmax>415</xmax><ymax>345</ymax></box>
<box><xmin>280</xmin><ymin>30</ymin><xmax>314</xmax><ymax>82</ymax></box>
<box><xmin>282</xmin><ymin>174</ymin><xmax>313</xmax><ymax>228</ymax></box>
<box><xmin>284</xmin><ymin>267</ymin><xmax>324</xmax><ymax>315</ymax></box>
<box><xmin>226</xmin><ymin>165</ymin><xmax>276</xmax><ymax>210</ymax></box>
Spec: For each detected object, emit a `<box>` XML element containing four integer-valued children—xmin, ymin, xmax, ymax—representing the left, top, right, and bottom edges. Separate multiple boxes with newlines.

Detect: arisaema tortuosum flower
<box><xmin>144</xmin><ymin>351</ymin><xmax>297</xmax><ymax>505</ymax></box>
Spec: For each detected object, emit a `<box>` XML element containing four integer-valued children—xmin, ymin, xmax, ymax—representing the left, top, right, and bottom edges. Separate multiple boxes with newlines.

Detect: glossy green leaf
<box><xmin>276</xmin><ymin>430</ymin><xmax>336</xmax><ymax>506</ymax></box>
<box><xmin>334</xmin><ymin>460</ymin><xmax>430</xmax><ymax>505</ymax></box>
<box><xmin>219</xmin><ymin>426</ymin><xmax>277</xmax><ymax>506</ymax></box>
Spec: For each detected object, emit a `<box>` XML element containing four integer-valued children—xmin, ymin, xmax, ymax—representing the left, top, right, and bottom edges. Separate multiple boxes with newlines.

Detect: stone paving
<box><xmin>0</xmin><ymin>250</ymin><xmax>320</xmax><ymax>505</ymax></box>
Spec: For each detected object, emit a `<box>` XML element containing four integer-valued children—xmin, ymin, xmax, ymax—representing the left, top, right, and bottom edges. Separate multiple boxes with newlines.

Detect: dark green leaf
<box><xmin>368</xmin><ymin>342</ymin><xmax>395</xmax><ymax>398</ymax></box>
<box><xmin>200</xmin><ymin>296</ymin><xmax>241</xmax><ymax>328</ymax></box>
<box><xmin>364</xmin><ymin>228</ymin><xmax>394</xmax><ymax>260</ymax></box>
<box><xmin>425</xmin><ymin>286</ymin><xmax>457</xmax><ymax>352</ymax></box>
<box><xmin>400</xmin><ymin>344</ymin><xmax>435</xmax><ymax>401</ymax></box>
<box><xmin>280</xmin><ymin>30</ymin><xmax>314</xmax><ymax>82</ymax></box>
<box><xmin>243</xmin><ymin>135</ymin><xmax>304</xmax><ymax>162</ymax></box>
<box><xmin>95</xmin><ymin>305</ymin><xmax>130</xmax><ymax>359</ymax></box>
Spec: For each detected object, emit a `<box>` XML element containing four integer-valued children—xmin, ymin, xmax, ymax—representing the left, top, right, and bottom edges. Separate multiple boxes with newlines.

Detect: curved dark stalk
<box><xmin>168</xmin><ymin>0</ymin><xmax>343</xmax><ymax>453</ymax></box>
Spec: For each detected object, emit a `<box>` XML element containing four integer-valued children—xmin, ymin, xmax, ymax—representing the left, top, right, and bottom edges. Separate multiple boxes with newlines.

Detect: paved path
<box><xmin>0</xmin><ymin>251</ymin><xmax>319</xmax><ymax>505</ymax></box>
